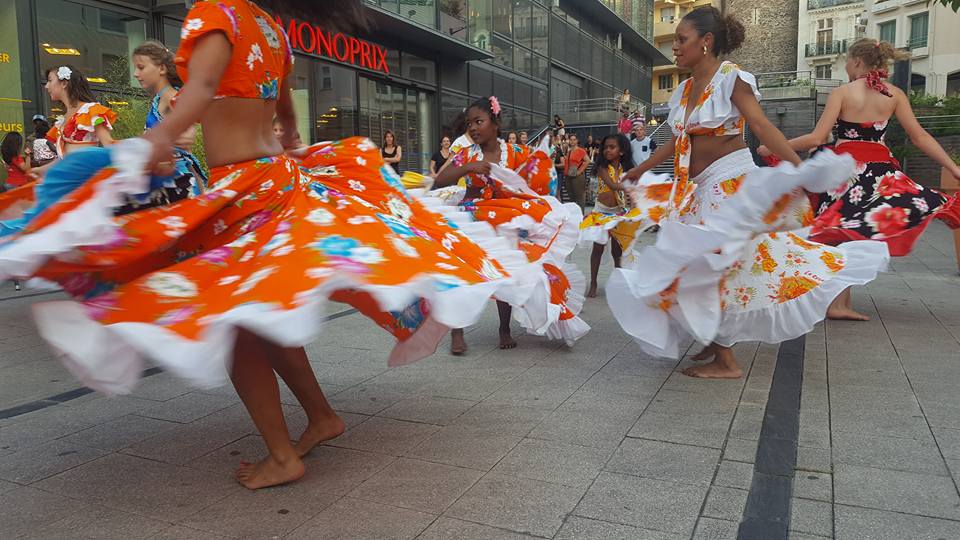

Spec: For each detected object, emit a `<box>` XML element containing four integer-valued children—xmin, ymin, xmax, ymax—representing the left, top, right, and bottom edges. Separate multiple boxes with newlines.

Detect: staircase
<box><xmin>649</xmin><ymin>122</ymin><xmax>674</xmax><ymax>175</ymax></box>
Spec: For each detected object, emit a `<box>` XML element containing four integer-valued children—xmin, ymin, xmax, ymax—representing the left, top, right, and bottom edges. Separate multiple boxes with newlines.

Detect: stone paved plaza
<box><xmin>0</xmin><ymin>224</ymin><xmax>958</xmax><ymax>539</ymax></box>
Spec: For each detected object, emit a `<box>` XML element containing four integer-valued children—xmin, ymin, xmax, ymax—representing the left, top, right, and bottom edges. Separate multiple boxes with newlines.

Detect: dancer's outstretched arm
<box><xmin>731</xmin><ymin>79</ymin><xmax>802</xmax><ymax>166</ymax></box>
<box><xmin>762</xmin><ymin>88</ymin><xmax>844</xmax><ymax>156</ymax></box>
<box><xmin>892</xmin><ymin>87</ymin><xmax>960</xmax><ymax>180</ymax></box>
<box><xmin>624</xmin><ymin>136</ymin><xmax>676</xmax><ymax>180</ymax></box>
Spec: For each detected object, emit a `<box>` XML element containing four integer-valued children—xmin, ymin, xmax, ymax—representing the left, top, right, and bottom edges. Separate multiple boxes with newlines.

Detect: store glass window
<box><xmin>441</xmin><ymin>0</ymin><xmax>468</xmax><ymax>42</ymax></box>
<box><xmin>494</xmin><ymin>73</ymin><xmax>513</xmax><ymax>105</ymax></box>
<box><xmin>441</xmin><ymin>92</ymin><xmax>469</xmax><ymax>138</ymax></box>
<box><xmin>292</xmin><ymin>58</ymin><xmax>357</xmax><ymax>144</ymax></box>
<box><xmin>513</xmin><ymin>0</ymin><xmax>533</xmax><ymax>49</ymax></box>
<box><xmin>37</xmin><ymin>0</ymin><xmax>147</xmax><ymax>92</ymax></box>
<box><xmin>493</xmin><ymin>0</ymin><xmax>512</xmax><ymax>36</ymax></box>
<box><xmin>491</xmin><ymin>33</ymin><xmax>513</xmax><ymax>70</ymax></box>
<box><xmin>469</xmin><ymin>0</ymin><xmax>493</xmax><ymax>51</ymax></box>
<box><xmin>402</xmin><ymin>52</ymin><xmax>436</xmax><ymax>85</ymax></box>
<box><xmin>376</xmin><ymin>0</ymin><xmax>436</xmax><ymax>29</ymax></box>
<box><xmin>531</xmin><ymin>5</ymin><xmax>549</xmax><ymax>56</ymax></box>
<box><xmin>0</xmin><ymin>0</ymin><xmax>28</xmax><ymax>141</ymax></box>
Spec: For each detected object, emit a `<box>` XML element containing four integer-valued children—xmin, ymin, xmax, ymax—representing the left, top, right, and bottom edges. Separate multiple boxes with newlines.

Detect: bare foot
<box><xmin>294</xmin><ymin>415</ymin><xmax>346</xmax><ymax>458</ymax></box>
<box><xmin>235</xmin><ymin>455</ymin><xmax>305</xmax><ymax>490</ymax></box>
<box><xmin>827</xmin><ymin>308</ymin><xmax>870</xmax><ymax>321</ymax></box>
<box><xmin>692</xmin><ymin>344</ymin><xmax>719</xmax><ymax>361</ymax></box>
<box><xmin>499</xmin><ymin>329</ymin><xmax>517</xmax><ymax>349</ymax></box>
<box><xmin>681</xmin><ymin>361</ymin><xmax>743</xmax><ymax>379</ymax></box>
<box><xmin>450</xmin><ymin>329</ymin><xmax>467</xmax><ymax>356</ymax></box>
<box><xmin>586</xmin><ymin>283</ymin><xmax>598</xmax><ymax>298</ymax></box>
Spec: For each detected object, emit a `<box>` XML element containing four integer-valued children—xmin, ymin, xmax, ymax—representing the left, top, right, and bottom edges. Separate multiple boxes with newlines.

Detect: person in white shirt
<box><xmin>629</xmin><ymin>121</ymin><xmax>656</xmax><ymax>163</ymax></box>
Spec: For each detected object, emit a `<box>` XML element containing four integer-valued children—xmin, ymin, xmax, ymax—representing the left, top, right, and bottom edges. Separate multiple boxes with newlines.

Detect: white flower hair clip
<box><xmin>56</xmin><ymin>66</ymin><xmax>72</xmax><ymax>81</ymax></box>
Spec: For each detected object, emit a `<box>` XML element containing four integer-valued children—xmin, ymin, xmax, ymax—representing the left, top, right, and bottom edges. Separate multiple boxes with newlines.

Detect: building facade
<box><xmin>862</xmin><ymin>0</ymin><xmax>960</xmax><ymax>96</ymax></box>
<box><xmin>723</xmin><ymin>0</ymin><xmax>800</xmax><ymax>74</ymax></box>
<box><xmin>797</xmin><ymin>0</ymin><xmax>866</xmax><ymax>82</ymax></box>
<box><xmin>0</xmin><ymin>0</ymin><xmax>668</xmax><ymax>172</ymax></box>
<box><xmin>650</xmin><ymin>0</ymin><xmax>718</xmax><ymax>106</ymax></box>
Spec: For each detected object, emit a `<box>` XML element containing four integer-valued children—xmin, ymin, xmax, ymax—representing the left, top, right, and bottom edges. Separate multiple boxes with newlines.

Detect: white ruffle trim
<box><xmin>0</xmin><ymin>138</ymin><xmax>543</xmax><ymax>394</ymax></box>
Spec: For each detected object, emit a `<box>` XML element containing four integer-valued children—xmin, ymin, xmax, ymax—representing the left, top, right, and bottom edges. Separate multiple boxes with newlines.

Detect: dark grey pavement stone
<box><xmin>834</xmin><ymin>504</ymin><xmax>960</xmax><ymax>540</ymax></box>
<box><xmin>834</xmin><ymin>463</ymin><xmax>960</xmax><ymax>520</ymax></box>
<box><xmin>450</xmin><ymin>402</ymin><xmax>552</xmax><ymax>437</ymax></box>
<box><xmin>0</xmin><ymin>486</ymin><xmax>89</xmax><ymax>538</ymax></box>
<box><xmin>0</xmin><ymin>438</ymin><xmax>107</xmax><ymax>484</ymax></box>
<box><xmin>575</xmin><ymin>471</ymin><xmax>708</xmax><ymax>536</ymax></box>
<box><xmin>555</xmin><ymin>516</ymin><xmax>685</xmax><ymax>539</ymax></box>
<box><xmin>417</xmin><ymin>517</ymin><xmax>538</xmax><ymax>540</ymax></box>
<box><xmin>491</xmin><ymin>438</ymin><xmax>610</xmax><ymax>488</ymax></box>
<box><xmin>286</xmin><ymin>497</ymin><xmax>435</xmax><ymax>540</ymax></box>
<box><xmin>331</xmin><ymin>417</ymin><xmax>440</xmax><ymax>456</ymax></box>
<box><xmin>605</xmin><ymin>438</ymin><xmax>720</xmax><ymax>486</ymax></box>
<box><xmin>349</xmin><ymin>457</ymin><xmax>483</xmax><ymax>514</ymax></box>
<box><xmin>378</xmin><ymin>395</ymin><xmax>477</xmax><ymax>425</ymax></box>
<box><xmin>445</xmin><ymin>473</ymin><xmax>584</xmax><ymax>538</ymax></box>
<box><xmin>405</xmin><ymin>425</ymin><xmax>521</xmax><ymax>470</ymax></box>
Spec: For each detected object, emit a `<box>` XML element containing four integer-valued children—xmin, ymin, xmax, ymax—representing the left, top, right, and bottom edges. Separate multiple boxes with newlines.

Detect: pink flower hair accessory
<box><xmin>489</xmin><ymin>96</ymin><xmax>501</xmax><ymax>116</ymax></box>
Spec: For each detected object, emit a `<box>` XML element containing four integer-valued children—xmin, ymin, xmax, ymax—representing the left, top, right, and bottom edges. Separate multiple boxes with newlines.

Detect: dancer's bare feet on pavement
<box><xmin>691</xmin><ymin>343</ymin><xmax>719</xmax><ymax>361</ymax></box>
<box><xmin>499</xmin><ymin>329</ymin><xmax>517</xmax><ymax>349</ymax></box>
<box><xmin>450</xmin><ymin>328</ymin><xmax>467</xmax><ymax>355</ymax></box>
<box><xmin>682</xmin><ymin>346</ymin><xmax>742</xmax><ymax>379</ymax></box>
<box><xmin>827</xmin><ymin>307</ymin><xmax>870</xmax><ymax>321</ymax></box>
<box><xmin>586</xmin><ymin>282</ymin><xmax>598</xmax><ymax>298</ymax></box>
<box><xmin>236</xmin><ymin>455</ymin><xmax>305</xmax><ymax>490</ymax></box>
<box><xmin>294</xmin><ymin>415</ymin><xmax>346</xmax><ymax>458</ymax></box>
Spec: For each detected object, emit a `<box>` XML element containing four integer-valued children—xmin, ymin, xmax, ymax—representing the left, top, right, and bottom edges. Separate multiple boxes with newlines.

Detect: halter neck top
<box><xmin>666</xmin><ymin>61</ymin><xmax>761</xmax><ymax>182</ymax></box>
<box><xmin>175</xmin><ymin>0</ymin><xmax>293</xmax><ymax>101</ymax></box>
<box><xmin>45</xmin><ymin>102</ymin><xmax>117</xmax><ymax>157</ymax></box>
<box><xmin>144</xmin><ymin>87</ymin><xmax>173</xmax><ymax>131</ymax></box>
<box><xmin>834</xmin><ymin>118</ymin><xmax>888</xmax><ymax>143</ymax></box>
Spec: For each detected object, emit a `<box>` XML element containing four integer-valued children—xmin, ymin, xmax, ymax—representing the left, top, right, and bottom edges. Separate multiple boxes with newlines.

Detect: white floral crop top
<box><xmin>667</xmin><ymin>61</ymin><xmax>761</xmax><ymax>139</ymax></box>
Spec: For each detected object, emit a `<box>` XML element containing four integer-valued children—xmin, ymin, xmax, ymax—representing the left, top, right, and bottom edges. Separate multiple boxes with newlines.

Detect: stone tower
<box><xmin>721</xmin><ymin>0</ymin><xmax>799</xmax><ymax>74</ymax></box>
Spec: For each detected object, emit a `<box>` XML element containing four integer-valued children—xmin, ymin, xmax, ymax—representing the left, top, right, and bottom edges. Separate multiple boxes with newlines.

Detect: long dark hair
<box><xmin>383</xmin><ymin>130</ymin><xmax>396</xmax><ymax>148</ymax></box>
<box><xmin>33</xmin><ymin>119</ymin><xmax>50</xmax><ymax>139</ymax></box>
<box><xmin>682</xmin><ymin>6</ymin><xmax>746</xmax><ymax>56</ymax></box>
<box><xmin>1</xmin><ymin>132</ymin><xmax>23</xmax><ymax>165</ymax></box>
<box><xmin>45</xmin><ymin>64</ymin><xmax>96</xmax><ymax>105</ymax></box>
<box><xmin>596</xmin><ymin>134</ymin><xmax>634</xmax><ymax>171</ymax></box>
<box><xmin>257</xmin><ymin>0</ymin><xmax>367</xmax><ymax>30</ymax></box>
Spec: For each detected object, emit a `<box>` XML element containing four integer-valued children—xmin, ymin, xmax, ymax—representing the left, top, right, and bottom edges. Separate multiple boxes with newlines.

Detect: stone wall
<box><xmin>723</xmin><ymin>0</ymin><xmax>799</xmax><ymax>74</ymax></box>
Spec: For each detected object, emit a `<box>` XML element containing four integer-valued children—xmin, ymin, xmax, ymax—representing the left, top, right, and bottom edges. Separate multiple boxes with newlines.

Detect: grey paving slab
<box><xmin>722</xmin><ymin>438</ymin><xmax>759</xmax><ymax>464</ymax></box>
<box><xmin>404</xmin><ymin>425</ymin><xmax>521</xmax><ymax>470</ymax></box>
<box><xmin>349</xmin><ymin>457</ymin><xmax>483</xmax><ymax>514</ymax></box>
<box><xmin>832</xmin><ymin>431</ymin><xmax>949</xmax><ymax>476</ymax></box>
<box><xmin>147</xmin><ymin>525</ymin><xmax>231</xmax><ymax>540</ymax></box>
<box><xmin>22</xmin><ymin>504</ymin><xmax>169</xmax><ymax>540</ymax></box>
<box><xmin>491</xmin><ymin>438</ymin><xmax>611</xmax><ymax>488</ymax></box>
<box><xmin>331</xmin><ymin>416</ymin><xmax>440</xmax><ymax>456</ymax></box>
<box><xmin>378</xmin><ymin>395</ymin><xmax>477</xmax><ymax>425</ymax></box>
<box><xmin>121</xmin><ymin>415</ymin><xmax>250</xmax><ymax>465</ymax></box>
<box><xmin>59</xmin><ymin>414</ymin><xmax>180</xmax><ymax>452</ymax></box>
<box><xmin>554</xmin><ymin>516</ymin><xmax>685</xmax><ymax>540</ymax></box>
<box><xmin>793</xmin><ymin>471</ymin><xmax>833</xmax><ymax>502</ymax></box>
<box><xmin>295</xmin><ymin>445</ymin><xmax>397</xmax><ymax>496</ymax></box>
<box><xmin>417</xmin><ymin>517</ymin><xmax>538</xmax><ymax>540</ymax></box>
<box><xmin>0</xmin><ymin>438</ymin><xmax>107</xmax><ymax>484</ymax></box>
<box><xmin>627</xmin><ymin>411</ymin><xmax>732</xmax><ymax>449</ymax></box>
<box><xmin>528</xmin><ymin>407</ymin><xmax>636</xmax><ymax>450</ymax></box>
<box><xmin>328</xmin><ymin>383</ymin><xmax>411</xmax><ymax>415</ymax></box>
<box><xmin>692</xmin><ymin>517</ymin><xmax>739</xmax><ymax>540</ymax></box>
<box><xmin>137</xmin><ymin>391</ymin><xmax>240</xmax><ymax>424</ymax></box>
<box><xmin>834</xmin><ymin>463</ymin><xmax>960</xmax><ymax>520</ymax></box>
<box><xmin>702</xmin><ymin>486</ymin><xmax>748</xmax><ymax>523</ymax></box>
<box><xmin>286</xmin><ymin>497</ymin><xmax>435</xmax><ymax>540</ymax></box>
<box><xmin>0</xmin><ymin>485</ymin><xmax>90</xmax><ymax>538</ymax></box>
<box><xmin>451</xmin><ymin>402</ymin><xmax>552</xmax><ymax>437</ymax></box>
<box><xmin>445</xmin><ymin>473</ymin><xmax>584</xmax><ymax>538</ymax></box>
<box><xmin>179</xmin><ymin>482</ymin><xmax>340</xmax><ymax>539</ymax></box>
<box><xmin>574</xmin><ymin>471</ymin><xmax>708</xmax><ymax>536</ymax></box>
<box><xmin>790</xmin><ymin>498</ymin><xmax>833</xmax><ymax>538</ymax></box>
<box><xmin>796</xmin><ymin>446</ymin><xmax>832</xmax><ymax>473</ymax></box>
<box><xmin>605</xmin><ymin>438</ymin><xmax>721</xmax><ymax>486</ymax></box>
<box><xmin>834</xmin><ymin>504</ymin><xmax>960</xmax><ymax>540</ymax></box>
<box><xmin>127</xmin><ymin>374</ymin><xmax>194</xmax><ymax>402</ymax></box>
<box><xmin>713</xmin><ymin>459</ymin><xmax>754</xmax><ymax>491</ymax></box>
<box><xmin>0</xmin><ymin>478</ymin><xmax>19</xmax><ymax>495</ymax></box>
<box><xmin>34</xmin><ymin>453</ymin><xmax>235</xmax><ymax>522</ymax></box>
<box><xmin>0</xmin><ymin>407</ymin><xmax>94</xmax><ymax>454</ymax></box>
<box><xmin>556</xmin><ymin>388</ymin><xmax>652</xmax><ymax>418</ymax></box>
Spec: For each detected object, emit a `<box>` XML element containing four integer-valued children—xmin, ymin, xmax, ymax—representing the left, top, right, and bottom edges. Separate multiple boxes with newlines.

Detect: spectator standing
<box><xmin>1</xmin><ymin>132</ymin><xmax>31</xmax><ymax>189</ymax></box>
<box><xmin>429</xmin><ymin>135</ymin><xmax>452</xmax><ymax>175</ymax></box>
<box><xmin>629</xmin><ymin>121</ymin><xmax>657</xmax><ymax>164</ymax></box>
<box><xmin>617</xmin><ymin>111</ymin><xmax>632</xmax><ymax>135</ymax></box>
<box><xmin>381</xmin><ymin>130</ymin><xmax>402</xmax><ymax>174</ymax></box>
<box><xmin>563</xmin><ymin>134</ymin><xmax>589</xmax><ymax>211</ymax></box>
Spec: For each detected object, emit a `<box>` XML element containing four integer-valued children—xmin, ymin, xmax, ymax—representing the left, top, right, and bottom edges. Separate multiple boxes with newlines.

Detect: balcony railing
<box><xmin>804</xmin><ymin>40</ymin><xmax>849</xmax><ymax>57</ymax></box>
<box><xmin>807</xmin><ymin>0</ymin><xmax>863</xmax><ymax>9</ymax></box>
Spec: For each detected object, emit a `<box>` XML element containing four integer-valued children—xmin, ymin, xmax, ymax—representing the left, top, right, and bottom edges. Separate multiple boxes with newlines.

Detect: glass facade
<box><xmin>3</xmin><ymin>0</ymin><xmax>659</xmax><ymax>173</ymax></box>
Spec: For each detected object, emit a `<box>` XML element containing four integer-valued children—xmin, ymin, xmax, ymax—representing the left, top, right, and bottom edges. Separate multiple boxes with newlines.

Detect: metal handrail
<box><xmin>553</xmin><ymin>97</ymin><xmax>649</xmax><ymax>114</ymax></box>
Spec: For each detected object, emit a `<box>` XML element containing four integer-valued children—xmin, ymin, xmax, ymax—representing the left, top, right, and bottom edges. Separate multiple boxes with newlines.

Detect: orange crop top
<box><xmin>175</xmin><ymin>0</ymin><xmax>293</xmax><ymax>100</ymax></box>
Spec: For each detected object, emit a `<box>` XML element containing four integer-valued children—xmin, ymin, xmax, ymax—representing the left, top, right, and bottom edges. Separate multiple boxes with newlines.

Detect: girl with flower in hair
<box><xmin>760</xmin><ymin>38</ymin><xmax>960</xmax><ymax>319</ymax></box>
<box><xmin>430</xmin><ymin>95</ymin><xmax>588</xmax><ymax>354</ymax></box>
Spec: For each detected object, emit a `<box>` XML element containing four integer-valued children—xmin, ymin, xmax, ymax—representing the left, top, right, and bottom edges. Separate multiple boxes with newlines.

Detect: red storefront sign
<box><xmin>276</xmin><ymin>17</ymin><xmax>390</xmax><ymax>74</ymax></box>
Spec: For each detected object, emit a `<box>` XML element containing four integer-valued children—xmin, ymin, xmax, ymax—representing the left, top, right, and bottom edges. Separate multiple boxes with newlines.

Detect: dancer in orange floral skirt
<box><xmin>0</xmin><ymin>0</ymin><xmax>534</xmax><ymax>490</ymax></box>
<box><xmin>428</xmin><ymin>96</ymin><xmax>587</xmax><ymax>355</ymax></box>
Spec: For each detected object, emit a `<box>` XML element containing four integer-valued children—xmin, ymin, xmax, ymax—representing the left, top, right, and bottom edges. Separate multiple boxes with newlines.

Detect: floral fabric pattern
<box><xmin>811</xmin><ymin>141</ymin><xmax>960</xmax><ymax>256</ymax></box>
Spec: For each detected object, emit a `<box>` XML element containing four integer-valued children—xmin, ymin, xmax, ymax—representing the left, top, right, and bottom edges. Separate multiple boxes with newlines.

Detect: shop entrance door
<box><xmin>358</xmin><ymin>77</ymin><xmax>435</xmax><ymax>174</ymax></box>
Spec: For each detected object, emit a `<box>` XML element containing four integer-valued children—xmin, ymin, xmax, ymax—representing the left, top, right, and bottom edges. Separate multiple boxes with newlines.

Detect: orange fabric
<box><xmin>175</xmin><ymin>0</ymin><xmax>292</xmax><ymax>100</ymax></box>
<box><xmin>0</xmin><ymin>182</ymin><xmax>36</xmax><ymax>220</ymax></box>
<box><xmin>564</xmin><ymin>147</ymin><xmax>587</xmax><ymax>173</ymax></box>
<box><xmin>22</xmin><ymin>138</ymin><xmax>507</xmax><ymax>343</ymax></box>
<box><xmin>47</xmin><ymin>102</ymin><xmax>116</xmax><ymax>156</ymax></box>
